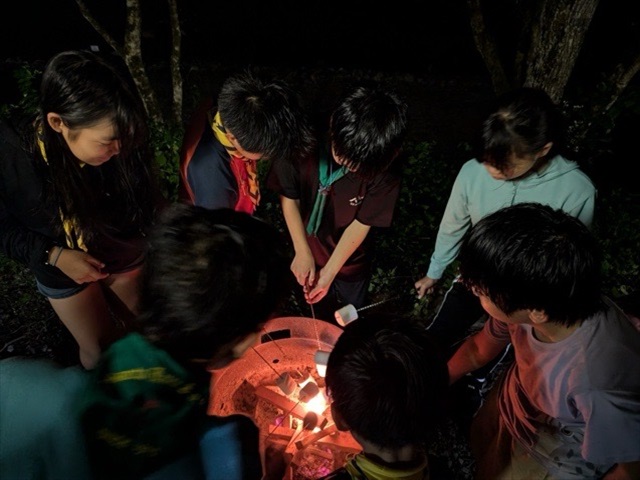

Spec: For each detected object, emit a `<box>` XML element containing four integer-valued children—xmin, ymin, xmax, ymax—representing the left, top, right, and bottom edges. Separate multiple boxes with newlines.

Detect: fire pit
<box><xmin>208</xmin><ymin>316</ymin><xmax>361</xmax><ymax>479</ymax></box>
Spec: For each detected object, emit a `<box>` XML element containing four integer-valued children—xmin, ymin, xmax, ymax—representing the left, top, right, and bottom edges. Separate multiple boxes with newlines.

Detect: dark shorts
<box><xmin>36</xmin><ymin>279</ymin><xmax>87</xmax><ymax>300</ymax></box>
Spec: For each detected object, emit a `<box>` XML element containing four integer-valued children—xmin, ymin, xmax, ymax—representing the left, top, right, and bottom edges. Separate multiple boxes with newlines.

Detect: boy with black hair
<box><xmin>448</xmin><ymin>202</ymin><xmax>640</xmax><ymax>479</ymax></box>
<box><xmin>322</xmin><ymin>315</ymin><xmax>449</xmax><ymax>479</ymax></box>
<box><xmin>180</xmin><ymin>71</ymin><xmax>314</xmax><ymax>214</ymax></box>
<box><xmin>269</xmin><ymin>83</ymin><xmax>408</xmax><ymax>321</ymax></box>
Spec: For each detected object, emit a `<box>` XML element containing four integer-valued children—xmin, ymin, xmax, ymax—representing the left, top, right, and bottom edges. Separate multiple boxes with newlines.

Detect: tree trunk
<box><xmin>123</xmin><ymin>0</ymin><xmax>163</xmax><ymax>124</ymax></box>
<box><xmin>466</xmin><ymin>0</ymin><xmax>511</xmax><ymax>95</ymax></box>
<box><xmin>75</xmin><ymin>0</ymin><xmax>165</xmax><ymax>124</ymax></box>
<box><xmin>167</xmin><ymin>0</ymin><xmax>183</xmax><ymax>125</ymax></box>
<box><xmin>524</xmin><ymin>0</ymin><xmax>600</xmax><ymax>102</ymax></box>
<box><xmin>573</xmin><ymin>50</ymin><xmax>640</xmax><ymax>141</ymax></box>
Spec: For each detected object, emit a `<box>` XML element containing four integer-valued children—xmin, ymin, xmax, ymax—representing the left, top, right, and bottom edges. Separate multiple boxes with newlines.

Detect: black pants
<box><xmin>429</xmin><ymin>280</ymin><xmax>514</xmax><ymax>430</ymax></box>
<box><xmin>426</xmin><ymin>280</ymin><xmax>487</xmax><ymax>351</ymax></box>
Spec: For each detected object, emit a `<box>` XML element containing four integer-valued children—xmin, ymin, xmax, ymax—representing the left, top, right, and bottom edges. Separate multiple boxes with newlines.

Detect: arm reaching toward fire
<box><xmin>447</xmin><ymin>327</ymin><xmax>509</xmax><ymax>385</ymax></box>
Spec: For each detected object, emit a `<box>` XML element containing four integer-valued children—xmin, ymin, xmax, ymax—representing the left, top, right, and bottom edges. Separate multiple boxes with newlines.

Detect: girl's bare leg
<box><xmin>101</xmin><ymin>266</ymin><xmax>143</xmax><ymax>329</ymax></box>
<box><xmin>48</xmin><ymin>282</ymin><xmax>115</xmax><ymax>369</ymax></box>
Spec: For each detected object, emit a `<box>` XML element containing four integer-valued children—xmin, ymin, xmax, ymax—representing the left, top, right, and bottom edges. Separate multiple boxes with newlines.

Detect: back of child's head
<box><xmin>217</xmin><ymin>71</ymin><xmax>315</xmax><ymax>163</ymax></box>
<box><xmin>480</xmin><ymin>87</ymin><xmax>564</xmax><ymax>170</ymax></box>
<box><xmin>458</xmin><ymin>202</ymin><xmax>604</xmax><ymax>327</ymax></box>
<box><xmin>135</xmin><ymin>203</ymin><xmax>291</xmax><ymax>361</ymax></box>
<box><xmin>330</xmin><ymin>84</ymin><xmax>408</xmax><ymax>179</ymax></box>
<box><xmin>325</xmin><ymin>315</ymin><xmax>448</xmax><ymax>450</ymax></box>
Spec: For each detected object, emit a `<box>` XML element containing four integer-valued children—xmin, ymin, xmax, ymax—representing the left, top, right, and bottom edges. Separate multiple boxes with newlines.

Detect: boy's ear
<box><xmin>529</xmin><ymin>309</ymin><xmax>549</xmax><ymax>325</ymax></box>
<box><xmin>330</xmin><ymin>404</ymin><xmax>350</xmax><ymax>432</ymax></box>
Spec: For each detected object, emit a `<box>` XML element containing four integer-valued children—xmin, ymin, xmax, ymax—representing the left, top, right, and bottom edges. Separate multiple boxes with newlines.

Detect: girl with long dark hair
<box><xmin>0</xmin><ymin>50</ymin><xmax>162</xmax><ymax>369</ymax></box>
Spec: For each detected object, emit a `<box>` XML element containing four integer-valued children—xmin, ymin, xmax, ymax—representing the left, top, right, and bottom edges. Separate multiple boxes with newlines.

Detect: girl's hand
<box><xmin>53</xmin><ymin>248</ymin><xmax>110</xmax><ymax>284</ymax></box>
<box><xmin>415</xmin><ymin>276</ymin><xmax>438</xmax><ymax>299</ymax></box>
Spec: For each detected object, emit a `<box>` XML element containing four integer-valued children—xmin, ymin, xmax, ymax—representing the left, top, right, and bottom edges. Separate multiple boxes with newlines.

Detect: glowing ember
<box><xmin>209</xmin><ymin>317</ymin><xmax>361</xmax><ymax>479</ymax></box>
<box><xmin>304</xmin><ymin>389</ymin><xmax>327</xmax><ymax>416</ymax></box>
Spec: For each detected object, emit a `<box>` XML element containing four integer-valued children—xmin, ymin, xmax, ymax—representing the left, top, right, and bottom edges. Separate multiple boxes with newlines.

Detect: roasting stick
<box><xmin>286</xmin><ymin>411</ymin><xmax>318</xmax><ymax>449</ymax></box>
<box><xmin>357</xmin><ymin>294</ymin><xmax>402</xmax><ymax>312</ymax></box>
<box><xmin>306</xmin><ymin>279</ymin><xmax>316</xmax><ymax>321</ymax></box>
<box><xmin>261</xmin><ymin>328</ymin><xmax>287</xmax><ymax>357</ymax></box>
<box><xmin>334</xmin><ymin>293</ymin><xmax>417</xmax><ymax>326</ymax></box>
<box><xmin>251</xmin><ymin>346</ymin><xmax>282</xmax><ymax>377</ymax></box>
<box><xmin>311</xmin><ymin>308</ymin><xmax>320</xmax><ymax>349</ymax></box>
<box><xmin>265</xmin><ymin>382</ymin><xmax>320</xmax><ymax>441</ymax></box>
<box><xmin>305</xmin><ymin>279</ymin><xmax>320</xmax><ymax>349</ymax></box>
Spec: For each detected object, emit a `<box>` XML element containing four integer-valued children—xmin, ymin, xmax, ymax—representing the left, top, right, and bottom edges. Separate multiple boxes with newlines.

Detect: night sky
<box><xmin>3</xmin><ymin>1</ymin><xmax>638</xmax><ymax>81</ymax></box>
<box><xmin>3</xmin><ymin>1</ymin><xmax>490</xmax><ymax>74</ymax></box>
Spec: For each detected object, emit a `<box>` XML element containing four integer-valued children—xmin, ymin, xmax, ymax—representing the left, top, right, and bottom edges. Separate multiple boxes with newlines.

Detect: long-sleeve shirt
<box><xmin>426</xmin><ymin>156</ymin><xmax>596</xmax><ymax>280</ymax></box>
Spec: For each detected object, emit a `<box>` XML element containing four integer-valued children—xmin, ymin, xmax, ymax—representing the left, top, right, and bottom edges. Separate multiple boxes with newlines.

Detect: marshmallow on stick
<box><xmin>334</xmin><ymin>304</ymin><xmax>358</xmax><ymax>326</ymax></box>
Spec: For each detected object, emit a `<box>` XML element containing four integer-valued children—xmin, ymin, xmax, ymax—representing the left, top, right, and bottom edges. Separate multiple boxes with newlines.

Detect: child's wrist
<box><xmin>45</xmin><ymin>245</ymin><xmax>64</xmax><ymax>267</ymax></box>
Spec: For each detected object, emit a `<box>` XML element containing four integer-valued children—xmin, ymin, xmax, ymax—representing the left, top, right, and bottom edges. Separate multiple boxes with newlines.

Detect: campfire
<box><xmin>209</xmin><ymin>316</ymin><xmax>361</xmax><ymax>479</ymax></box>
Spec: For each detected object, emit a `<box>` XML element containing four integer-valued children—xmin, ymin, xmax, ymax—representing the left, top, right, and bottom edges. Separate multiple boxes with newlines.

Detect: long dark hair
<box><xmin>36</xmin><ymin>50</ymin><xmax>158</xmax><ymax>242</ymax></box>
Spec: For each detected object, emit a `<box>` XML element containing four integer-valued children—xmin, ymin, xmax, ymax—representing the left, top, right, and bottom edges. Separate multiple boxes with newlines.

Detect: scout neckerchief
<box><xmin>344</xmin><ymin>452</ymin><xmax>429</xmax><ymax>480</ymax></box>
<box><xmin>306</xmin><ymin>147</ymin><xmax>347</xmax><ymax>236</ymax></box>
<box><xmin>79</xmin><ymin>333</ymin><xmax>207</xmax><ymax>478</ymax></box>
<box><xmin>37</xmin><ymin>131</ymin><xmax>88</xmax><ymax>251</ymax></box>
<box><xmin>211</xmin><ymin>111</ymin><xmax>261</xmax><ymax>208</ymax></box>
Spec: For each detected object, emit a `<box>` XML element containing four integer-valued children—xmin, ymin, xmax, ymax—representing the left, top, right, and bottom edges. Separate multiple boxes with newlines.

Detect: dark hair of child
<box><xmin>325</xmin><ymin>314</ymin><xmax>449</xmax><ymax>449</ymax></box>
<box><xmin>135</xmin><ymin>204</ymin><xmax>292</xmax><ymax>363</ymax></box>
<box><xmin>480</xmin><ymin>87</ymin><xmax>564</xmax><ymax>172</ymax></box>
<box><xmin>458</xmin><ymin>202</ymin><xmax>604</xmax><ymax>327</ymax></box>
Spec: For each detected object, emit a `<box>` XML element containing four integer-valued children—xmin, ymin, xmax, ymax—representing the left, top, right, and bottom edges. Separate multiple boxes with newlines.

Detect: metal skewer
<box><xmin>261</xmin><ymin>328</ymin><xmax>287</xmax><ymax>357</ymax></box>
<box><xmin>251</xmin><ymin>346</ymin><xmax>281</xmax><ymax>377</ymax></box>
<box><xmin>356</xmin><ymin>294</ymin><xmax>402</xmax><ymax>312</ymax></box>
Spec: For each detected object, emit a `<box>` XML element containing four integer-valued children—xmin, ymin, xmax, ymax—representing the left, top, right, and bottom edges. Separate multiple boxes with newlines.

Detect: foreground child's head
<box><xmin>325</xmin><ymin>315</ymin><xmax>448</xmax><ymax>451</ymax></box>
<box><xmin>329</xmin><ymin>84</ymin><xmax>408</xmax><ymax>179</ymax></box>
<box><xmin>135</xmin><ymin>204</ymin><xmax>291</xmax><ymax>366</ymax></box>
<box><xmin>459</xmin><ymin>202</ymin><xmax>603</xmax><ymax>327</ymax></box>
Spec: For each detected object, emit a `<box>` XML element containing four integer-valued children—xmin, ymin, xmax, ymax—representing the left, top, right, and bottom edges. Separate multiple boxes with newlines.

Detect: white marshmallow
<box><xmin>276</xmin><ymin>372</ymin><xmax>296</xmax><ymax>395</ymax></box>
<box><xmin>334</xmin><ymin>304</ymin><xmax>358</xmax><ymax>326</ymax></box>
<box><xmin>298</xmin><ymin>381</ymin><xmax>320</xmax><ymax>403</ymax></box>
<box><xmin>314</xmin><ymin>350</ymin><xmax>331</xmax><ymax>377</ymax></box>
